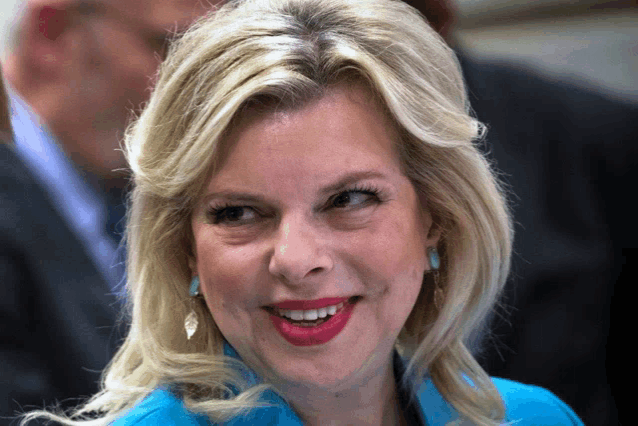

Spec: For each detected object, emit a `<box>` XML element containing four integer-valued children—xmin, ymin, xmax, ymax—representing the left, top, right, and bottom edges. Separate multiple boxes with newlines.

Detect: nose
<box><xmin>268</xmin><ymin>215</ymin><xmax>333</xmax><ymax>285</ymax></box>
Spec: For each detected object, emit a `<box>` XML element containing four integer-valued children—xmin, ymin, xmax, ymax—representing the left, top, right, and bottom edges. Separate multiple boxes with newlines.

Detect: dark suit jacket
<box><xmin>0</xmin><ymin>143</ymin><xmax>122</xmax><ymax>423</ymax></box>
<box><xmin>459</xmin><ymin>52</ymin><xmax>637</xmax><ymax>425</ymax></box>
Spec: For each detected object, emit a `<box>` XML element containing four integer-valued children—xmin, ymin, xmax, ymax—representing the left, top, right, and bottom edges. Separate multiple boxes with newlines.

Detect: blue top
<box><xmin>112</xmin><ymin>343</ymin><xmax>584</xmax><ymax>425</ymax></box>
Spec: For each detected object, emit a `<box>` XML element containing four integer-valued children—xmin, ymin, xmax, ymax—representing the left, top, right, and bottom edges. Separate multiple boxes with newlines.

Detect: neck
<box><xmin>279</xmin><ymin>357</ymin><xmax>402</xmax><ymax>426</ymax></box>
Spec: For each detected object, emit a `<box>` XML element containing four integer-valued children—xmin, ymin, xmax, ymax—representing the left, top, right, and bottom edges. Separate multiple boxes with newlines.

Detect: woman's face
<box><xmin>191</xmin><ymin>85</ymin><xmax>439</xmax><ymax>391</ymax></box>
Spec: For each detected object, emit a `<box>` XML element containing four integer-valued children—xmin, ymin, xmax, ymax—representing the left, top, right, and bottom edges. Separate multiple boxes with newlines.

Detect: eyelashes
<box><xmin>326</xmin><ymin>184</ymin><xmax>382</xmax><ymax>210</ymax></box>
<box><xmin>206</xmin><ymin>184</ymin><xmax>384</xmax><ymax>226</ymax></box>
<box><xmin>207</xmin><ymin>204</ymin><xmax>261</xmax><ymax>226</ymax></box>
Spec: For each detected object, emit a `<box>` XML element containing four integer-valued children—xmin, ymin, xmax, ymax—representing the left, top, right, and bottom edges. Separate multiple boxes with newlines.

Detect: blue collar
<box><xmin>138</xmin><ymin>343</ymin><xmax>576</xmax><ymax>425</ymax></box>
<box><xmin>148</xmin><ymin>341</ymin><xmax>465</xmax><ymax>425</ymax></box>
<box><xmin>216</xmin><ymin>342</ymin><xmax>305</xmax><ymax>425</ymax></box>
<box><xmin>218</xmin><ymin>341</ymin><xmax>461</xmax><ymax>426</ymax></box>
<box><xmin>129</xmin><ymin>346</ymin><xmax>580</xmax><ymax>425</ymax></box>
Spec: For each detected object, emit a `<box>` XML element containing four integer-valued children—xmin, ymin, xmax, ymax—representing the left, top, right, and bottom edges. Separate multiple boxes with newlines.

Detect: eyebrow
<box><xmin>204</xmin><ymin>170</ymin><xmax>390</xmax><ymax>204</ymax></box>
<box><xmin>201</xmin><ymin>192</ymin><xmax>268</xmax><ymax>205</ymax></box>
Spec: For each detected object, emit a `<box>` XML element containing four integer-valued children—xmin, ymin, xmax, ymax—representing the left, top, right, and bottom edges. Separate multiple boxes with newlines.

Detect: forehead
<box><xmin>107</xmin><ymin>0</ymin><xmax>211</xmax><ymax>32</ymax></box>
<box><xmin>215</xmin><ymin>85</ymin><xmax>404</xmax><ymax>184</ymax></box>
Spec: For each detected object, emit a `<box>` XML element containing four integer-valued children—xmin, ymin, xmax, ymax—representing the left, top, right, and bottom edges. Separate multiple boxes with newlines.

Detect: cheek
<box><xmin>104</xmin><ymin>37</ymin><xmax>158</xmax><ymax>90</ymax></box>
<box><xmin>194</xmin><ymin>234</ymin><xmax>264</xmax><ymax>312</ymax></box>
<box><xmin>352</xmin><ymin>211</ymin><xmax>427</xmax><ymax>283</ymax></box>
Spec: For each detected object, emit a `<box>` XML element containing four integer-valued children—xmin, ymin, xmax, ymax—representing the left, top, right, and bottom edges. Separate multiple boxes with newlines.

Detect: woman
<box><xmin>21</xmin><ymin>0</ymin><xmax>584</xmax><ymax>424</ymax></box>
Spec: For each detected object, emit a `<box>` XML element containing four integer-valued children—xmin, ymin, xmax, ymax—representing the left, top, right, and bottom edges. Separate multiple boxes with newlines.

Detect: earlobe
<box><xmin>24</xmin><ymin>3</ymin><xmax>73</xmax><ymax>74</ymax></box>
<box><xmin>188</xmin><ymin>257</ymin><xmax>198</xmax><ymax>277</ymax></box>
<box><xmin>426</xmin><ymin>224</ymin><xmax>442</xmax><ymax>246</ymax></box>
<box><xmin>38</xmin><ymin>6</ymin><xmax>69</xmax><ymax>41</ymax></box>
<box><xmin>416</xmin><ymin>191</ymin><xmax>442</xmax><ymax>246</ymax></box>
<box><xmin>420</xmin><ymin>205</ymin><xmax>442</xmax><ymax>247</ymax></box>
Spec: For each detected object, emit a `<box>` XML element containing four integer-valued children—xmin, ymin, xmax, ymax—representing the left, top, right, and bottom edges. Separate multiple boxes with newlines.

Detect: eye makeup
<box><xmin>206</xmin><ymin>181</ymin><xmax>388</xmax><ymax>226</ymax></box>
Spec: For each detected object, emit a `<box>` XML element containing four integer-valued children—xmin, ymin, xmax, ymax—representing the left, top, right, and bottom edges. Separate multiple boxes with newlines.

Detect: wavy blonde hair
<box><xmin>21</xmin><ymin>0</ymin><xmax>512</xmax><ymax>424</ymax></box>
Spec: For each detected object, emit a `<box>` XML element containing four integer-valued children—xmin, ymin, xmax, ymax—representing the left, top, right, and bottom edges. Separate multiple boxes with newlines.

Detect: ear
<box><xmin>417</xmin><ymin>192</ymin><xmax>443</xmax><ymax>248</ymax></box>
<box><xmin>188</xmin><ymin>255</ymin><xmax>198</xmax><ymax>277</ymax></box>
<box><xmin>425</xmin><ymin>223</ymin><xmax>442</xmax><ymax>247</ymax></box>
<box><xmin>22</xmin><ymin>1</ymin><xmax>76</xmax><ymax>76</ymax></box>
<box><xmin>39</xmin><ymin>5</ymin><xmax>68</xmax><ymax>41</ymax></box>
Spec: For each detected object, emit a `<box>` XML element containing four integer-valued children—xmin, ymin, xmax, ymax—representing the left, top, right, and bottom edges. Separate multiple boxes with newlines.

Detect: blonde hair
<box><xmin>21</xmin><ymin>0</ymin><xmax>512</xmax><ymax>424</ymax></box>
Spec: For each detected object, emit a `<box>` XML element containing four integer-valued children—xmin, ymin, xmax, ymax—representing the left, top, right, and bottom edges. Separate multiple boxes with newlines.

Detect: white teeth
<box><xmin>303</xmin><ymin>309</ymin><xmax>318</xmax><ymax>320</ymax></box>
<box><xmin>277</xmin><ymin>304</ymin><xmax>344</xmax><ymax>320</ymax></box>
<box><xmin>290</xmin><ymin>310</ymin><xmax>304</xmax><ymax>321</ymax></box>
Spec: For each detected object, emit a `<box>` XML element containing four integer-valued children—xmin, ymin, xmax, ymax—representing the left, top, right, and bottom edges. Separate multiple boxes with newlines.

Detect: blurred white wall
<box><xmin>0</xmin><ymin>0</ymin><xmax>26</xmax><ymax>60</ymax></box>
<box><xmin>451</xmin><ymin>0</ymin><xmax>638</xmax><ymax>103</ymax></box>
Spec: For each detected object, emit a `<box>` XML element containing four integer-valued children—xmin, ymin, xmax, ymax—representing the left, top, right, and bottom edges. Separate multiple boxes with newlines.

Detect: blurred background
<box><xmin>450</xmin><ymin>0</ymin><xmax>637</xmax><ymax>103</ymax></box>
<box><xmin>439</xmin><ymin>1</ymin><xmax>636</xmax><ymax>424</ymax></box>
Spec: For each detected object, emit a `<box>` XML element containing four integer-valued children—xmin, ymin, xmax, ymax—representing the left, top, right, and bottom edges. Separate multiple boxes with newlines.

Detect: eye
<box><xmin>330</xmin><ymin>188</ymin><xmax>380</xmax><ymax>209</ymax></box>
<box><xmin>208</xmin><ymin>205</ymin><xmax>258</xmax><ymax>225</ymax></box>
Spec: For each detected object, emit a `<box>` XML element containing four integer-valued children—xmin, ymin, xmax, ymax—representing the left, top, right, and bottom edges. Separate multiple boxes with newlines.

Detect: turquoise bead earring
<box><xmin>189</xmin><ymin>276</ymin><xmax>200</xmax><ymax>297</ymax></box>
<box><xmin>185</xmin><ymin>276</ymin><xmax>200</xmax><ymax>340</ymax></box>
<box><xmin>427</xmin><ymin>247</ymin><xmax>443</xmax><ymax>311</ymax></box>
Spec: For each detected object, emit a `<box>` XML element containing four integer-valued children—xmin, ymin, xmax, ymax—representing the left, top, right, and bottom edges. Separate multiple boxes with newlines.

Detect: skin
<box><xmin>191</xmin><ymin>84</ymin><xmax>440</xmax><ymax>425</ymax></box>
<box><xmin>4</xmin><ymin>0</ymin><xmax>215</xmax><ymax>178</ymax></box>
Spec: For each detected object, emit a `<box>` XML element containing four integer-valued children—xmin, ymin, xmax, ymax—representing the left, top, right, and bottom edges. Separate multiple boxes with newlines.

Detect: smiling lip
<box><xmin>268</xmin><ymin>298</ymin><xmax>357</xmax><ymax>346</ymax></box>
<box><xmin>268</xmin><ymin>297</ymin><xmax>349</xmax><ymax>310</ymax></box>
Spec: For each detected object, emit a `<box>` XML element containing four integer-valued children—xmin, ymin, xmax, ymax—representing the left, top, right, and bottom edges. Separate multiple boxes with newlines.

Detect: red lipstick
<box><xmin>268</xmin><ymin>298</ymin><xmax>357</xmax><ymax>347</ymax></box>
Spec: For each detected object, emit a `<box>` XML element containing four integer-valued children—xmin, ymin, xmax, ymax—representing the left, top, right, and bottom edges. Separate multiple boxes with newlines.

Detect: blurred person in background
<box><xmin>0</xmin><ymin>65</ymin><xmax>11</xmax><ymax>143</ymax></box>
<box><xmin>0</xmin><ymin>0</ymin><xmax>216</xmax><ymax>420</ymax></box>
<box><xmin>404</xmin><ymin>0</ymin><xmax>637</xmax><ymax>424</ymax></box>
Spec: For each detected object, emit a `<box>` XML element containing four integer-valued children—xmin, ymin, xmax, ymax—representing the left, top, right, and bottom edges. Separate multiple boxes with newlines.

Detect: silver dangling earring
<box><xmin>427</xmin><ymin>247</ymin><xmax>443</xmax><ymax>311</ymax></box>
<box><xmin>185</xmin><ymin>276</ymin><xmax>200</xmax><ymax>340</ymax></box>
